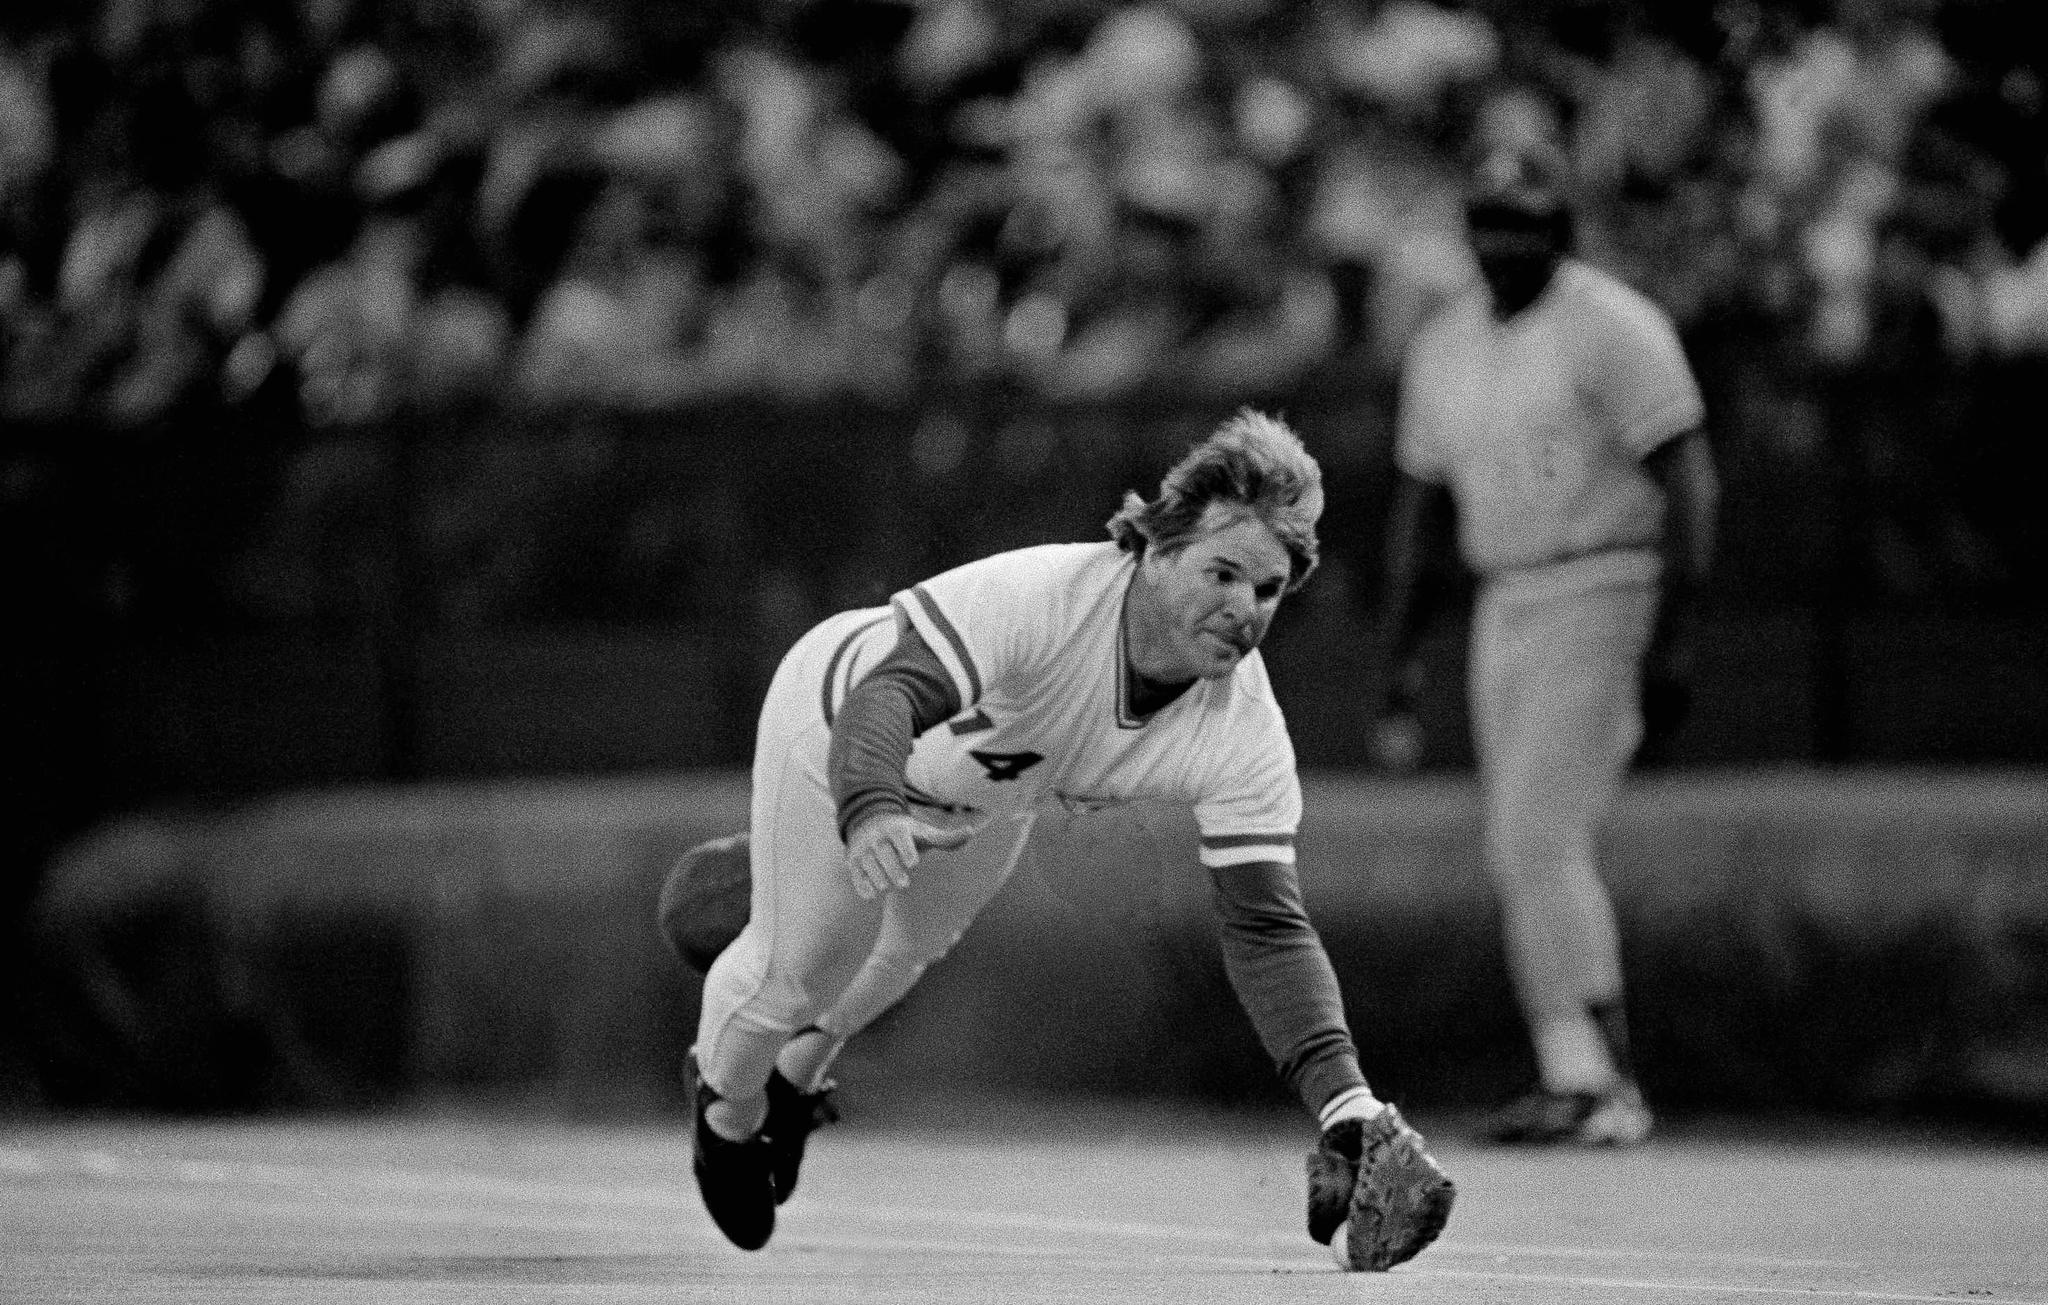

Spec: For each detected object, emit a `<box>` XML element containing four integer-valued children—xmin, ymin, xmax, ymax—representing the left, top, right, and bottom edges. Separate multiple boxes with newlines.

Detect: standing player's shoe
<box><xmin>1484</xmin><ymin>1079</ymin><xmax>1653</xmax><ymax>1146</ymax></box>
<box><xmin>762</xmin><ymin>1068</ymin><xmax>838</xmax><ymax>1204</ymax></box>
<box><xmin>686</xmin><ymin>1055</ymin><xmax>777</xmax><ymax>1250</ymax></box>
<box><xmin>1306</xmin><ymin>1106</ymin><xmax>1456</xmax><ymax>1271</ymax></box>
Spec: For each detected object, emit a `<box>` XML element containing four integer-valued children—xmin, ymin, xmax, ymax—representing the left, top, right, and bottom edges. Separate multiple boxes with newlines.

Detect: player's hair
<box><xmin>1106</xmin><ymin>408</ymin><xmax>1323</xmax><ymax>592</ymax></box>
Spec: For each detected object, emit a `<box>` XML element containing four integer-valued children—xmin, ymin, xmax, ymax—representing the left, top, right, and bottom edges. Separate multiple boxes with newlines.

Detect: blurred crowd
<box><xmin>2</xmin><ymin>0</ymin><xmax>2043</xmax><ymax>429</ymax></box>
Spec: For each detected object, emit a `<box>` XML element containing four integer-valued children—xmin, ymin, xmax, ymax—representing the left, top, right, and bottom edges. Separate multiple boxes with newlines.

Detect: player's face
<box><xmin>1134</xmin><ymin>506</ymin><xmax>1293</xmax><ymax>682</ymax></box>
<box><xmin>1463</xmin><ymin>146</ymin><xmax>1569</xmax><ymax>315</ymax></box>
<box><xmin>1466</xmin><ymin>198</ymin><xmax>1565</xmax><ymax>316</ymax></box>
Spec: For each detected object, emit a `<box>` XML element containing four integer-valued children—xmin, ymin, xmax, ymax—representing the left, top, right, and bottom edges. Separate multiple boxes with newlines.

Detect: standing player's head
<box><xmin>1109</xmin><ymin>409</ymin><xmax>1323</xmax><ymax>680</ymax></box>
<box><xmin>1463</xmin><ymin>130</ymin><xmax>1574</xmax><ymax>317</ymax></box>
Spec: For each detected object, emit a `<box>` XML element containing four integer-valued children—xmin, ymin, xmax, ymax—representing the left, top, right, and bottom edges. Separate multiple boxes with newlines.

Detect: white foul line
<box><xmin>6</xmin><ymin>1144</ymin><xmax>2038</xmax><ymax>1304</ymax></box>
<box><xmin>1412</xmin><ymin>1266</ymin><xmax>2048</xmax><ymax>1305</ymax></box>
<box><xmin>831</xmin><ymin>1204</ymin><xmax>1863</xmax><ymax>1271</ymax></box>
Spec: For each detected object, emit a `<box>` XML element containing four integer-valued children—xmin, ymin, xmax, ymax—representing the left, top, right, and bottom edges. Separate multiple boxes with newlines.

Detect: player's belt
<box><xmin>1517</xmin><ymin>541</ymin><xmax>1658</xmax><ymax>574</ymax></box>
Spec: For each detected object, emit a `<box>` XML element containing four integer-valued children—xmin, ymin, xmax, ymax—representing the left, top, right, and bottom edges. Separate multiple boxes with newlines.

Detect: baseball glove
<box><xmin>1305</xmin><ymin>1106</ymin><xmax>1455</xmax><ymax>1271</ymax></box>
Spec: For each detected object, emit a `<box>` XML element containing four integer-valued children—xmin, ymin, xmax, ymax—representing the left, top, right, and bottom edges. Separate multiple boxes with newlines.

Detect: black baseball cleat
<box><xmin>687</xmin><ymin>1056</ymin><xmax>777</xmax><ymax>1250</ymax></box>
<box><xmin>1484</xmin><ymin>1080</ymin><xmax>1653</xmax><ymax>1146</ymax></box>
<box><xmin>762</xmin><ymin>1067</ymin><xmax>839</xmax><ymax>1204</ymax></box>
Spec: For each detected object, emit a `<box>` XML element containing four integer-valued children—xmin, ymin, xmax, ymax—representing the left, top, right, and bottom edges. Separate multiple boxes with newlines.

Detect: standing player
<box><xmin>1371</xmin><ymin>130</ymin><xmax>1719</xmax><ymax>1145</ymax></box>
<box><xmin>668</xmin><ymin>410</ymin><xmax>1454</xmax><ymax>1270</ymax></box>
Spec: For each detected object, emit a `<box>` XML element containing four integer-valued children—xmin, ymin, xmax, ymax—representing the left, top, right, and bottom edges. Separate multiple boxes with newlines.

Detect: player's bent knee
<box><xmin>706</xmin><ymin>959</ymin><xmax>832</xmax><ymax>1035</ymax></box>
<box><xmin>860</xmin><ymin>947</ymin><xmax>939</xmax><ymax>994</ymax></box>
<box><xmin>763</xmin><ymin>971</ymin><xmax>837</xmax><ymax>1027</ymax></box>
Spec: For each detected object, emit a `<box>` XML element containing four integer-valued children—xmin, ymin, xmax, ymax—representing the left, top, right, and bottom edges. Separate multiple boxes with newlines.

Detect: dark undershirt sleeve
<box><xmin>828</xmin><ymin>619</ymin><xmax>963</xmax><ymax>842</ymax></box>
<box><xmin>1208</xmin><ymin>859</ymin><xmax>1369</xmax><ymax>1117</ymax></box>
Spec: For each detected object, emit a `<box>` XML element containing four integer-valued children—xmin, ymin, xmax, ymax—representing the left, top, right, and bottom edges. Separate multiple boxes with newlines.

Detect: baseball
<box><xmin>1328</xmin><ymin>1220</ymin><xmax>1352</xmax><ymax>1269</ymax></box>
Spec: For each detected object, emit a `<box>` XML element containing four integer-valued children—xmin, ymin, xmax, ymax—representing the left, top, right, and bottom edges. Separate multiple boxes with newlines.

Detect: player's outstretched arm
<box><xmin>1208</xmin><ymin>859</ymin><xmax>1455</xmax><ymax>1270</ymax></box>
<box><xmin>1207</xmin><ymin>859</ymin><xmax>1364</xmax><ymax>1113</ymax></box>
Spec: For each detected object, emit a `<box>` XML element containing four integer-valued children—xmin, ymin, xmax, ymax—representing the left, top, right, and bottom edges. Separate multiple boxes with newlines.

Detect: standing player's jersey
<box><xmin>1395</xmin><ymin>258</ymin><xmax>1705</xmax><ymax>576</ymax></box>
<box><xmin>819</xmin><ymin>542</ymin><xmax>1300</xmax><ymax>868</ymax></box>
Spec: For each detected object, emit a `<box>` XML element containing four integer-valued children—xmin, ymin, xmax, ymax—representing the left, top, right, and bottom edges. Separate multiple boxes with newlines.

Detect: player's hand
<box><xmin>844</xmin><ymin>812</ymin><xmax>973</xmax><ymax>900</ymax></box>
<box><xmin>1369</xmin><ymin>657</ymin><xmax>1426</xmax><ymax>773</ymax></box>
<box><xmin>1369</xmin><ymin>711</ymin><xmax>1425</xmax><ymax>774</ymax></box>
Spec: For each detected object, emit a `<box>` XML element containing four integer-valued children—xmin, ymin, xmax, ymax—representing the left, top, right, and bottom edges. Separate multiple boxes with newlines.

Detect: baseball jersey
<box><xmin>1395</xmin><ymin>258</ymin><xmax>1705</xmax><ymax>576</ymax></box>
<box><xmin>821</xmin><ymin>542</ymin><xmax>1301</xmax><ymax>868</ymax></box>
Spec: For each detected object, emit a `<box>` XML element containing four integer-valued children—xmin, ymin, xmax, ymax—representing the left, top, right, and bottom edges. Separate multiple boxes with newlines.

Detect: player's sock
<box><xmin>1589</xmin><ymin>999</ymin><xmax>1638</xmax><ymax>1081</ymax></box>
<box><xmin>1319</xmin><ymin>1085</ymin><xmax>1389</xmax><ymax>1128</ymax></box>
<box><xmin>705</xmin><ymin>1091</ymin><xmax>768</xmax><ymax>1141</ymax></box>
<box><xmin>1530</xmin><ymin>1011</ymin><xmax>1619</xmax><ymax>1094</ymax></box>
<box><xmin>774</xmin><ymin>1026</ymin><xmax>843</xmax><ymax>1094</ymax></box>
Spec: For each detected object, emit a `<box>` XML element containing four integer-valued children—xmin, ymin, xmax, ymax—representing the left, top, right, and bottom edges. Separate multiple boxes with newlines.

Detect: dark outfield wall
<box><xmin>24</xmin><ymin>770</ymin><xmax>2048</xmax><ymax>1119</ymax></box>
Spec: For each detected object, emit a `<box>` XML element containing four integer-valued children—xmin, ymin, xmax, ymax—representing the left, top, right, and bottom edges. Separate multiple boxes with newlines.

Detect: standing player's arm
<box><xmin>1375</xmin><ymin>471</ymin><xmax>1456</xmax><ymax>718</ymax></box>
<box><xmin>1208</xmin><ymin>859</ymin><xmax>1369</xmax><ymax>1119</ymax></box>
<box><xmin>1641</xmin><ymin>426</ymin><xmax>1719</xmax><ymax>664</ymax></box>
<box><xmin>1637</xmin><ymin>428</ymin><xmax>1718</xmax><ymax>759</ymax></box>
<box><xmin>828</xmin><ymin>623</ymin><xmax>970</xmax><ymax>898</ymax></box>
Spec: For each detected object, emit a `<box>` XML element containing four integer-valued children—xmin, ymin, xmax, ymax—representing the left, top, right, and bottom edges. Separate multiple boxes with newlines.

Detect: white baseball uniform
<box><xmin>1395</xmin><ymin>257</ymin><xmax>1704</xmax><ymax>1026</ymax></box>
<box><xmin>695</xmin><ymin>541</ymin><xmax>1325</xmax><ymax>1108</ymax></box>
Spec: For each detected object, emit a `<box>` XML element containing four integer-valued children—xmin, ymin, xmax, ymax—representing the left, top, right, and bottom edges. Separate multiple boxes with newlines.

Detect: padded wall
<box><xmin>27</xmin><ymin>771</ymin><xmax>2048</xmax><ymax>1118</ymax></box>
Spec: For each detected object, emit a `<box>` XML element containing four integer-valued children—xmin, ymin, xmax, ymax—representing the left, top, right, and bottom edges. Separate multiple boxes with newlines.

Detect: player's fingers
<box><xmin>878</xmin><ymin>833</ymin><xmax>915</xmax><ymax>889</ymax></box>
<box><xmin>849</xmin><ymin>859</ymin><xmax>878</xmax><ymax>900</ymax></box>
<box><xmin>850</xmin><ymin>850</ymin><xmax>892</xmax><ymax>900</ymax></box>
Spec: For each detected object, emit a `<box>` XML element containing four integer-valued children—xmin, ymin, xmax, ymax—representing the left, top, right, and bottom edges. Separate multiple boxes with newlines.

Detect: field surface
<box><xmin>3</xmin><ymin>1098</ymin><xmax>2043</xmax><ymax>1304</ymax></box>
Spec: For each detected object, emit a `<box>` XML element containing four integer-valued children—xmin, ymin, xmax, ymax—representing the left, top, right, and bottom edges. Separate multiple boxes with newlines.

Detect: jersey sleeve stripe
<box><xmin>818</xmin><ymin>614</ymin><xmax>892</xmax><ymax>726</ymax></box>
<box><xmin>1202</xmin><ymin>832</ymin><xmax>1295</xmax><ymax>849</ymax></box>
<box><xmin>1622</xmin><ymin>396</ymin><xmax>1705</xmax><ymax>453</ymax></box>
<box><xmin>1200</xmin><ymin>841</ymin><xmax>1297</xmax><ymax>868</ymax></box>
<box><xmin>904</xmin><ymin>584</ymin><xmax>982</xmax><ymax>705</ymax></box>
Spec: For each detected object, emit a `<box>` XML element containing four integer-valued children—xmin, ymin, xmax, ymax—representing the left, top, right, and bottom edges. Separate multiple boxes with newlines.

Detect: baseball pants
<box><xmin>1468</xmin><ymin>552</ymin><xmax>1656</xmax><ymax>1024</ymax></box>
<box><xmin>694</xmin><ymin>608</ymin><xmax>1035</xmax><ymax>1104</ymax></box>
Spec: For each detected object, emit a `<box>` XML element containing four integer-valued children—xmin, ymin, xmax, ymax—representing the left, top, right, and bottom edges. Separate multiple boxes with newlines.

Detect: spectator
<box><xmin>3</xmin><ymin>0</ymin><xmax>2046</xmax><ymax>429</ymax></box>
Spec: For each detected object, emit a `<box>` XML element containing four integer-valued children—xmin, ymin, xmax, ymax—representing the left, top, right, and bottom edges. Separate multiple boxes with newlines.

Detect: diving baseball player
<box><xmin>1373</xmin><ymin>128</ymin><xmax>1720</xmax><ymax>1145</ymax></box>
<box><xmin>670</xmin><ymin>410</ymin><xmax>1454</xmax><ymax>1269</ymax></box>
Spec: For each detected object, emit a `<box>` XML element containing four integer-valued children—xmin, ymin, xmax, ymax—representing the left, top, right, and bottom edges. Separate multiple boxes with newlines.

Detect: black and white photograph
<box><xmin>2</xmin><ymin>0</ymin><xmax>2043</xmax><ymax>1300</ymax></box>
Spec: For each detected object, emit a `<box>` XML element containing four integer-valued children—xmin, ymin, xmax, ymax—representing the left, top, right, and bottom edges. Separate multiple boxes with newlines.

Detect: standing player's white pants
<box><xmin>1468</xmin><ymin>551</ymin><xmax>1656</xmax><ymax>1024</ymax></box>
<box><xmin>695</xmin><ymin>609</ymin><xmax>1035</xmax><ymax>1104</ymax></box>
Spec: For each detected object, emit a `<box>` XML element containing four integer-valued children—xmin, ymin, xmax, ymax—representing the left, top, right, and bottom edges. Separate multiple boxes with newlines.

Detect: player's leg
<box><xmin>695</xmin><ymin>610</ymin><xmax>902</xmax><ymax>1108</ymax></box>
<box><xmin>689</xmin><ymin>620</ymin><xmax>888</xmax><ymax>1245</ymax></box>
<box><xmin>695</xmin><ymin>749</ymin><xmax>879</xmax><ymax>1125</ymax></box>
<box><xmin>800</xmin><ymin>811</ymin><xmax>1037</xmax><ymax>1063</ymax></box>
<box><xmin>690</xmin><ymin>760</ymin><xmax>878</xmax><ymax>1243</ymax></box>
<box><xmin>1472</xmin><ymin>574</ymin><xmax>1656</xmax><ymax>1142</ymax></box>
<box><xmin>748</xmin><ymin>811</ymin><xmax>1035</xmax><ymax>1205</ymax></box>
